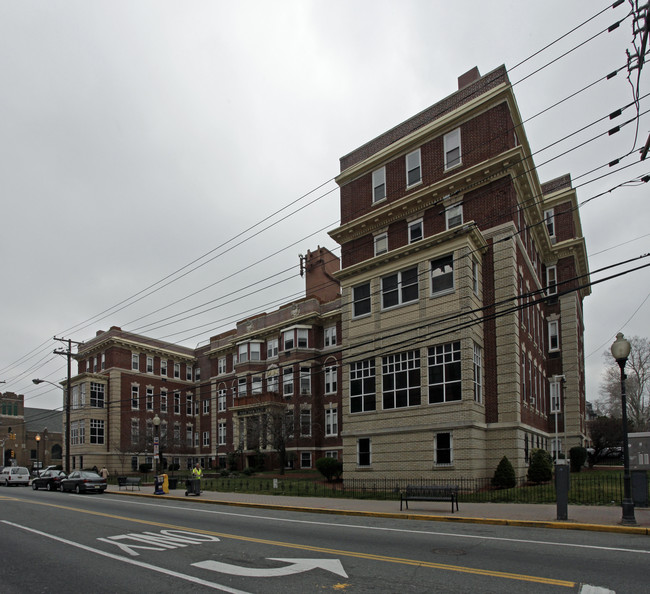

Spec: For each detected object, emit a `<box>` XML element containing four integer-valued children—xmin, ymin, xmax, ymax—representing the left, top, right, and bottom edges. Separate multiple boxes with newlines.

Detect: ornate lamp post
<box><xmin>153</xmin><ymin>414</ymin><xmax>161</xmax><ymax>478</ymax></box>
<box><xmin>35</xmin><ymin>433</ymin><xmax>41</xmax><ymax>476</ymax></box>
<box><xmin>610</xmin><ymin>332</ymin><xmax>637</xmax><ymax>525</ymax></box>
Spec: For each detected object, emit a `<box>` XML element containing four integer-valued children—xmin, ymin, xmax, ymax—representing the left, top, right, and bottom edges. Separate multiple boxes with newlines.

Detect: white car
<box><xmin>0</xmin><ymin>466</ymin><xmax>30</xmax><ymax>486</ymax></box>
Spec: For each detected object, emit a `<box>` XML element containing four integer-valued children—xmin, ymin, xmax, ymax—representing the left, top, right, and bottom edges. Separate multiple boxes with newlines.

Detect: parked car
<box><xmin>31</xmin><ymin>469</ymin><xmax>67</xmax><ymax>491</ymax></box>
<box><xmin>60</xmin><ymin>470</ymin><xmax>106</xmax><ymax>494</ymax></box>
<box><xmin>0</xmin><ymin>466</ymin><xmax>31</xmax><ymax>486</ymax></box>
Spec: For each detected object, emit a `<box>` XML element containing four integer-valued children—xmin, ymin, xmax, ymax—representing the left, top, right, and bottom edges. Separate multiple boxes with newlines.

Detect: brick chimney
<box><xmin>302</xmin><ymin>246</ymin><xmax>340</xmax><ymax>302</ymax></box>
<box><xmin>458</xmin><ymin>67</ymin><xmax>481</xmax><ymax>90</ymax></box>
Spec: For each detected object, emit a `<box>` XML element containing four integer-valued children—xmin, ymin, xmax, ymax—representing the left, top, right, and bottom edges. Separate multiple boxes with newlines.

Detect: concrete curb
<box><xmin>105</xmin><ymin>489</ymin><xmax>650</xmax><ymax>536</ymax></box>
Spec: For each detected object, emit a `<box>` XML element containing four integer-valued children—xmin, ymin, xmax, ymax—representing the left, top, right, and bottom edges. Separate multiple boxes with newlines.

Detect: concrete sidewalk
<box><xmin>107</xmin><ymin>486</ymin><xmax>650</xmax><ymax>535</ymax></box>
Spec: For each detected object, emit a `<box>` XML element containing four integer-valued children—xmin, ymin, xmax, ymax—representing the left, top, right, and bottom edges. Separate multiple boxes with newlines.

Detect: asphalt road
<box><xmin>1</xmin><ymin>487</ymin><xmax>649</xmax><ymax>593</ymax></box>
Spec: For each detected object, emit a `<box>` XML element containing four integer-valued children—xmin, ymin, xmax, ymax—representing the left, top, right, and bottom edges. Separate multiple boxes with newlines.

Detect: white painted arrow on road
<box><xmin>193</xmin><ymin>558</ymin><xmax>348</xmax><ymax>578</ymax></box>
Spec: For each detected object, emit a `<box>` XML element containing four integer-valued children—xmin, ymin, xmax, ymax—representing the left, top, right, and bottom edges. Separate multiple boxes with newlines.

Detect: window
<box><xmin>300</xmin><ymin>409</ymin><xmax>311</xmax><ymax>436</ymax></box>
<box><xmin>195</xmin><ymin>367</ymin><xmax>200</xmax><ymax>382</ymax></box>
<box><xmin>546</xmin><ymin>265</ymin><xmax>557</xmax><ymax>296</ymax></box>
<box><xmin>444</xmin><ymin>128</ymin><xmax>461</xmax><ymax>169</ymax></box>
<box><xmin>202</xmin><ymin>431</ymin><xmax>210</xmax><ymax>447</ymax></box>
<box><xmin>372</xmin><ymin>167</ymin><xmax>386</xmax><ymax>202</ymax></box>
<box><xmin>218</xmin><ymin>389</ymin><xmax>226</xmax><ymax>412</ymax></box>
<box><xmin>431</xmin><ymin>255</ymin><xmax>454</xmax><ymax>295</ymax></box>
<box><xmin>218</xmin><ymin>421</ymin><xmax>227</xmax><ymax>446</ymax></box>
<box><xmin>174</xmin><ymin>423</ymin><xmax>180</xmax><ymax>441</ymax></box>
<box><xmin>381</xmin><ymin>266</ymin><xmax>419</xmax><ymax>309</ymax></box>
<box><xmin>218</xmin><ymin>357</ymin><xmax>227</xmax><ymax>375</ymax></box>
<box><xmin>186</xmin><ymin>394</ymin><xmax>193</xmax><ymax>415</ymax></box>
<box><xmin>161</xmin><ymin>359</ymin><xmax>167</xmax><ymax>377</ymax></box>
<box><xmin>174</xmin><ymin>363</ymin><xmax>180</xmax><ymax>378</ymax></box>
<box><xmin>382</xmin><ymin>351</ymin><xmax>421</xmax><ymax>409</ymax></box>
<box><xmin>93</xmin><ymin>357</ymin><xmax>98</xmax><ymax>372</ymax></box>
<box><xmin>428</xmin><ymin>342</ymin><xmax>461</xmax><ymax>403</ymax></box>
<box><xmin>544</xmin><ymin>209</ymin><xmax>555</xmax><ymax>239</ymax></box>
<box><xmin>131</xmin><ymin>386</ymin><xmax>139</xmax><ymax>410</ymax></box>
<box><xmin>203</xmin><ymin>399</ymin><xmax>210</xmax><ymax>415</ymax></box>
<box><xmin>90</xmin><ymin>419</ymin><xmax>105</xmax><ymax>445</ymax></box>
<box><xmin>325</xmin><ymin>407</ymin><xmax>338</xmax><ymax>436</ymax></box>
<box><xmin>238</xmin><ymin>377</ymin><xmax>247</xmax><ymax>397</ymax></box>
<box><xmin>374</xmin><ymin>232</ymin><xmax>388</xmax><ymax>256</ymax></box>
<box><xmin>283</xmin><ymin>328</ymin><xmax>309</xmax><ymax>350</ymax></box>
<box><xmin>357</xmin><ymin>438</ymin><xmax>371</xmax><ymax>466</ymax></box>
<box><xmin>146</xmin><ymin>387</ymin><xmax>154</xmax><ymax>411</ymax></box>
<box><xmin>350</xmin><ymin>359</ymin><xmax>376</xmax><ymax>413</ymax></box>
<box><xmin>473</xmin><ymin>343</ymin><xmax>482</xmax><ymax>403</ymax></box>
<box><xmin>285</xmin><ymin>411</ymin><xmax>295</xmax><ymax>439</ymax></box>
<box><xmin>267</xmin><ymin>371</ymin><xmax>279</xmax><ymax>393</ymax></box>
<box><xmin>186</xmin><ymin>366</ymin><xmax>192</xmax><ymax>381</ymax></box>
<box><xmin>472</xmin><ymin>258</ymin><xmax>479</xmax><ymax>296</ymax></box>
<box><xmin>132</xmin><ymin>353</ymin><xmax>139</xmax><ymax>371</ymax></box>
<box><xmin>406</xmin><ymin>149</ymin><xmax>421</xmax><ymax>186</ymax></box>
<box><xmin>353</xmin><ymin>283</ymin><xmax>371</xmax><ymax>317</ymax></box>
<box><xmin>445</xmin><ymin>203</ymin><xmax>463</xmax><ymax>229</ymax></box>
<box><xmin>147</xmin><ymin>357</ymin><xmax>154</xmax><ymax>374</ymax></box>
<box><xmin>301</xmin><ymin>452</ymin><xmax>312</xmax><ymax>469</ymax></box>
<box><xmin>267</xmin><ymin>338</ymin><xmax>278</xmax><ymax>359</ymax></box>
<box><xmin>250</xmin><ymin>343</ymin><xmax>261</xmax><ymax>361</ymax></box>
<box><xmin>161</xmin><ymin>390</ymin><xmax>167</xmax><ymax>413</ymax></box>
<box><xmin>408</xmin><ymin>219</ymin><xmax>423</xmax><ymax>243</ymax></box>
<box><xmin>238</xmin><ymin>344</ymin><xmax>248</xmax><ymax>364</ymax></box>
<box><xmin>186</xmin><ymin>426</ymin><xmax>193</xmax><ymax>447</ymax></box>
<box><xmin>101</xmin><ymin>353</ymin><xmax>106</xmax><ymax>370</ymax></box>
<box><xmin>548</xmin><ymin>320</ymin><xmax>560</xmax><ymax>352</ymax></box>
<box><xmin>434</xmin><ymin>432</ymin><xmax>452</xmax><ymax>465</ymax></box>
<box><xmin>324</xmin><ymin>326</ymin><xmax>337</xmax><ymax>347</ymax></box>
<box><xmin>131</xmin><ymin>419</ymin><xmax>139</xmax><ymax>444</ymax></box>
<box><xmin>550</xmin><ymin>380</ymin><xmax>562</xmax><ymax>413</ymax></box>
<box><xmin>90</xmin><ymin>382</ymin><xmax>105</xmax><ymax>408</ymax></box>
<box><xmin>283</xmin><ymin>367</ymin><xmax>294</xmax><ymax>396</ymax></box>
<box><xmin>300</xmin><ymin>367</ymin><xmax>311</xmax><ymax>395</ymax></box>
<box><xmin>252</xmin><ymin>375</ymin><xmax>262</xmax><ymax>395</ymax></box>
<box><xmin>325</xmin><ymin>365</ymin><xmax>337</xmax><ymax>394</ymax></box>
<box><xmin>174</xmin><ymin>391</ymin><xmax>180</xmax><ymax>414</ymax></box>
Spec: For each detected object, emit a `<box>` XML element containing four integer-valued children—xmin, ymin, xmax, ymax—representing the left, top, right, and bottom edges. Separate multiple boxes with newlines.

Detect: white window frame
<box><xmin>372</xmin><ymin>167</ymin><xmax>386</xmax><ymax>203</ymax></box>
<box><xmin>252</xmin><ymin>375</ymin><xmax>262</xmax><ymax>395</ymax></box>
<box><xmin>325</xmin><ymin>365</ymin><xmax>337</xmax><ymax>394</ymax></box>
<box><xmin>218</xmin><ymin>421</ymin><xmax>227</xmax><ymax>446</ymax></box>
<box><xmin>445</xmin><ymin>203</ymin><xmax>463</xmax><ymax>229</ymax></box>
<box><xmin>430</xmin><ymin>254</ymin><xmax>455</xmax><ymax>296</ymax></box>
<box><xmin>146</xmin><ymin>356</ymin><xmax>154</xmax><ymax>374</ymax></box>
<box><xmin>544</xmin><ymin>208</ymin><xmax>556</xmax><ymax>239</ymax></box>
<box><xmin>473</xmin><ymin>343</ymin><xmax>482</xmax><ymax>404</ymax></box>
<box><xmin>408</xmin><ymin>219</ymin><xmax>423</xmax><ymax>243</ymax></box>
<box><xmin>406</xmin><ymin>148</ymin><xmax>421</xmax><ymax>187</ymax></box>
<box><xmin>352</xmin><ymin>282</ymin><xmax>371</xmax><ymax>318</ymax></box>
<box><xmin>203</xmin><ymin>399</ymin><xmax>210</xmax><ymax>415</ymax></box>
<box><xmin>381</xmin><ymin>266</ymin><xmax>419</xmax><ymax>309</ymax></box>
<box><xmin>267</xmin><ymin>338</ymin><xmax>279</xmax><ymax>359</ymax></box>
<box><xmin>132</xmin><ymin>353</ymin><xmax>139</xmax><ymax>371</ymax></box>
<box><xmin>546</xmin><ymin>265</ymin><xmax>558</xmax><ymax>296</ymax></box>
<box><xmin>218</xmin><ymin>389</ymin><xmax>227</xmax><ymax>412</ymax></box>
<box><xmin>237</xmin><ymin>377</ymin><xmax>247</xmax><ymax>397</ymax></box>
<box><xmin>186</xmin><ymin>366</ymin><xmax>193</xmax><ymax>381</ymax></box>
<box><xmin>325</xmin><ymin>407</ymin><xmax>338</xmax><ymax>436</ymax></box>
<box><xmin>299</xmin><ymin>367</ymin><xmax>311</xmax><ymax>395</ymax></box>
<box><xmin>266</xmin><ymin>371</ymin><xmax>279</xmax><ymax>394</ymax></box>
<box><xmin>146</xmin><ymin>387</ymin><xmax>154</xmax><ymax>411</ymax></box>
<box><xmin>218</xmin><ymin>357</ymin><xmax>226</xmax><ymax>375</ymax></box>
<box><xmin>434</xmin><ymin>432</ymin><xmax>453</xmax><ymax>465</ymax></box>
<box><xmin>283</xmin><ymin>367</ymin><xmax>294</xmax><ymax>396</ymax></box>
<box><xmin>131</xmin><ymin>385</ymin><xmax>139</xmax><ymax>410</ymax></box>
<box><xmin>300</xmin><ymin>408</ymin><xmax>311</xmax><ymax>436</ymax></box>
<box><xmin>444</xmin><ymin>128</ymin><xmax>461</xmax><ymax>170</ymax></box>
<box><xmin>374</xmin><ymin>232</ymin><xmax>388</xmax><ymax>256</ymax></box>
<box><xmin>550</xmin><ymin>380</ymin><xmax>562</xmax><ymax>413</ymax></box>
<box><xmin>174</xmin><ymin>363</ymin><xmax>180</xmax><ymax>378</ymax></box>
<box><xmin>548</xmin><ymin>320</ymin><xmax>560</xmax><ymax>352</ymax></box>
<box><xmin>350</xmin><ymin>359</ymin><xmax>376</xmax><ymax>413</ymax></box>
<box><xmin>160</xmin><ymin>390</ymin><xmax>168</xmax><ymax>413</ymax></box>
<box><xmin>324</xmin><ymin>326</ymin><xmax>336</xmax><ymax>347</ymax></box>
<box><xmin>161</xmin><ymin>359</ymin><xmax>167</xmax><ymax>377</ymax></box>
<box><xmin>300</xmin><ymin>451</ymin><xmax>312</xmax><ymax>469</ymax></box>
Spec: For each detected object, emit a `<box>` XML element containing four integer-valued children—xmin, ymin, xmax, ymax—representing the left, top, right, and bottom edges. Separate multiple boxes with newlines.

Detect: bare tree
<box><xmin>587</xmin><ymin>416</ymin><xmax>623</xmax><ymax>467</ymax></box>
<box><xmin>597</xmin><ymin>335</ymin><xmax>650</xmax><ymax>431</ymax></box>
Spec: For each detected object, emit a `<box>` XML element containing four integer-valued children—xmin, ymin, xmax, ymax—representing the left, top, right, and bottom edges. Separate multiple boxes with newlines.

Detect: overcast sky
<box><xmin>1</xmin><ymin>1</ymin><xmax>648</xmax><ymax>413</ymax></box>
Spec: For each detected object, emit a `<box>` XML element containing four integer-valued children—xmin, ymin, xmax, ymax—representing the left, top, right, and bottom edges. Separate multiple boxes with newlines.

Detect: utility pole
<box><xmin>53</xmin><ymin>337</ymin><xmax>83</xmax><ymax>474</ymax></box>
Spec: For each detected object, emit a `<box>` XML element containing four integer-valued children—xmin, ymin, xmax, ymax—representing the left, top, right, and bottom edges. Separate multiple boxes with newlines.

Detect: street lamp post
<box><xmin>153</xmin><ymin>414</ymin><xmax>161</xmax><ymax>478</ymax></box>
<box><xmin>35</xmin><ymin>433</ymin><xmax>41</xmax><ymax>476</ymax></box>
<box><xmin>32</xmin><ymin>379</ymin><xmax>69</xmax><ymax>474</ymax></box>
<box><xmin>610</xmin><ymin>332</ymin><xmax>637</xmax><ymax>526</ymax></box>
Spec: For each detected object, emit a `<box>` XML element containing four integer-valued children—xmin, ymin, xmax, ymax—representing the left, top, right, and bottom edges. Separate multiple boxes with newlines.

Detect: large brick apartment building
<box><xmin>330</xmin><ymin>65</ymin><xmax>589</xmax><ymax>479</ymax></box>
<box><xmin>65</xmin><ymin>65</ymin><xmax>588</xmax><ymax>479</ymax></box>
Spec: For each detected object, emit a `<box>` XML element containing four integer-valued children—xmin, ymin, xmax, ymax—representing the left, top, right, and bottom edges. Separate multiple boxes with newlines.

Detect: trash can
<box><xmin>185</xmin><ymin>478</ymin><xmax>201</xmax><ymax>496</ymax></box>
<box><xmin>168</xmin><ymin>477</ymin><xmax>178</xmax><ymax>490</ymax></box>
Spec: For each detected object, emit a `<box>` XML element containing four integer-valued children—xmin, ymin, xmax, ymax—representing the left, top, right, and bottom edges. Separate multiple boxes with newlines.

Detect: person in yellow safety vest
<box><xmin>192</xmin><ymin>462</ymin><xmax>203</xmax><ymax>482</ymax></box>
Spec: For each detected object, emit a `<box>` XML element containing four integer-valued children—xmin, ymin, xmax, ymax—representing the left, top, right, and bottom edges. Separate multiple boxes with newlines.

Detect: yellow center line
<box><xmin>4</xmin><ymin>497</ymin><xmax>576</xmax><ymax>588</ymax></box>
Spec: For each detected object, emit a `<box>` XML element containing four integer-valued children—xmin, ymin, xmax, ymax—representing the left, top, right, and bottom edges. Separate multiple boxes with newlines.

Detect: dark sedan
<box><xmin>60</xmin><ymin>471</ymin><xmax>107</xmax><ymax>494</ymax></box>
<box><xmin>31</xmin><ymin>469</ymin><xmax>66</xmax><ymax>491</ymax></box>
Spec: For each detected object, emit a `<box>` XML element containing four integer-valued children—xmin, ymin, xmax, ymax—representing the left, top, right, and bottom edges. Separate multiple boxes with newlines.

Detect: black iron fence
<box><xmin>197</xmin><ymin>473</ymin><xmax>636</xmax><ymax>506</ymax></box>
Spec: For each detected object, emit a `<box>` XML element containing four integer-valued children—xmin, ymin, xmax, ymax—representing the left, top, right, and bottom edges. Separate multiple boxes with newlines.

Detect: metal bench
<box><xmin>117</xmin><ymin>476</ymin><xmax>141</xmax><ymax>491</ymax></box>
<box><xmin>400</xmin><ymin>485</ymin><xmax>459</xmax><ymax>513</ymax></box>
